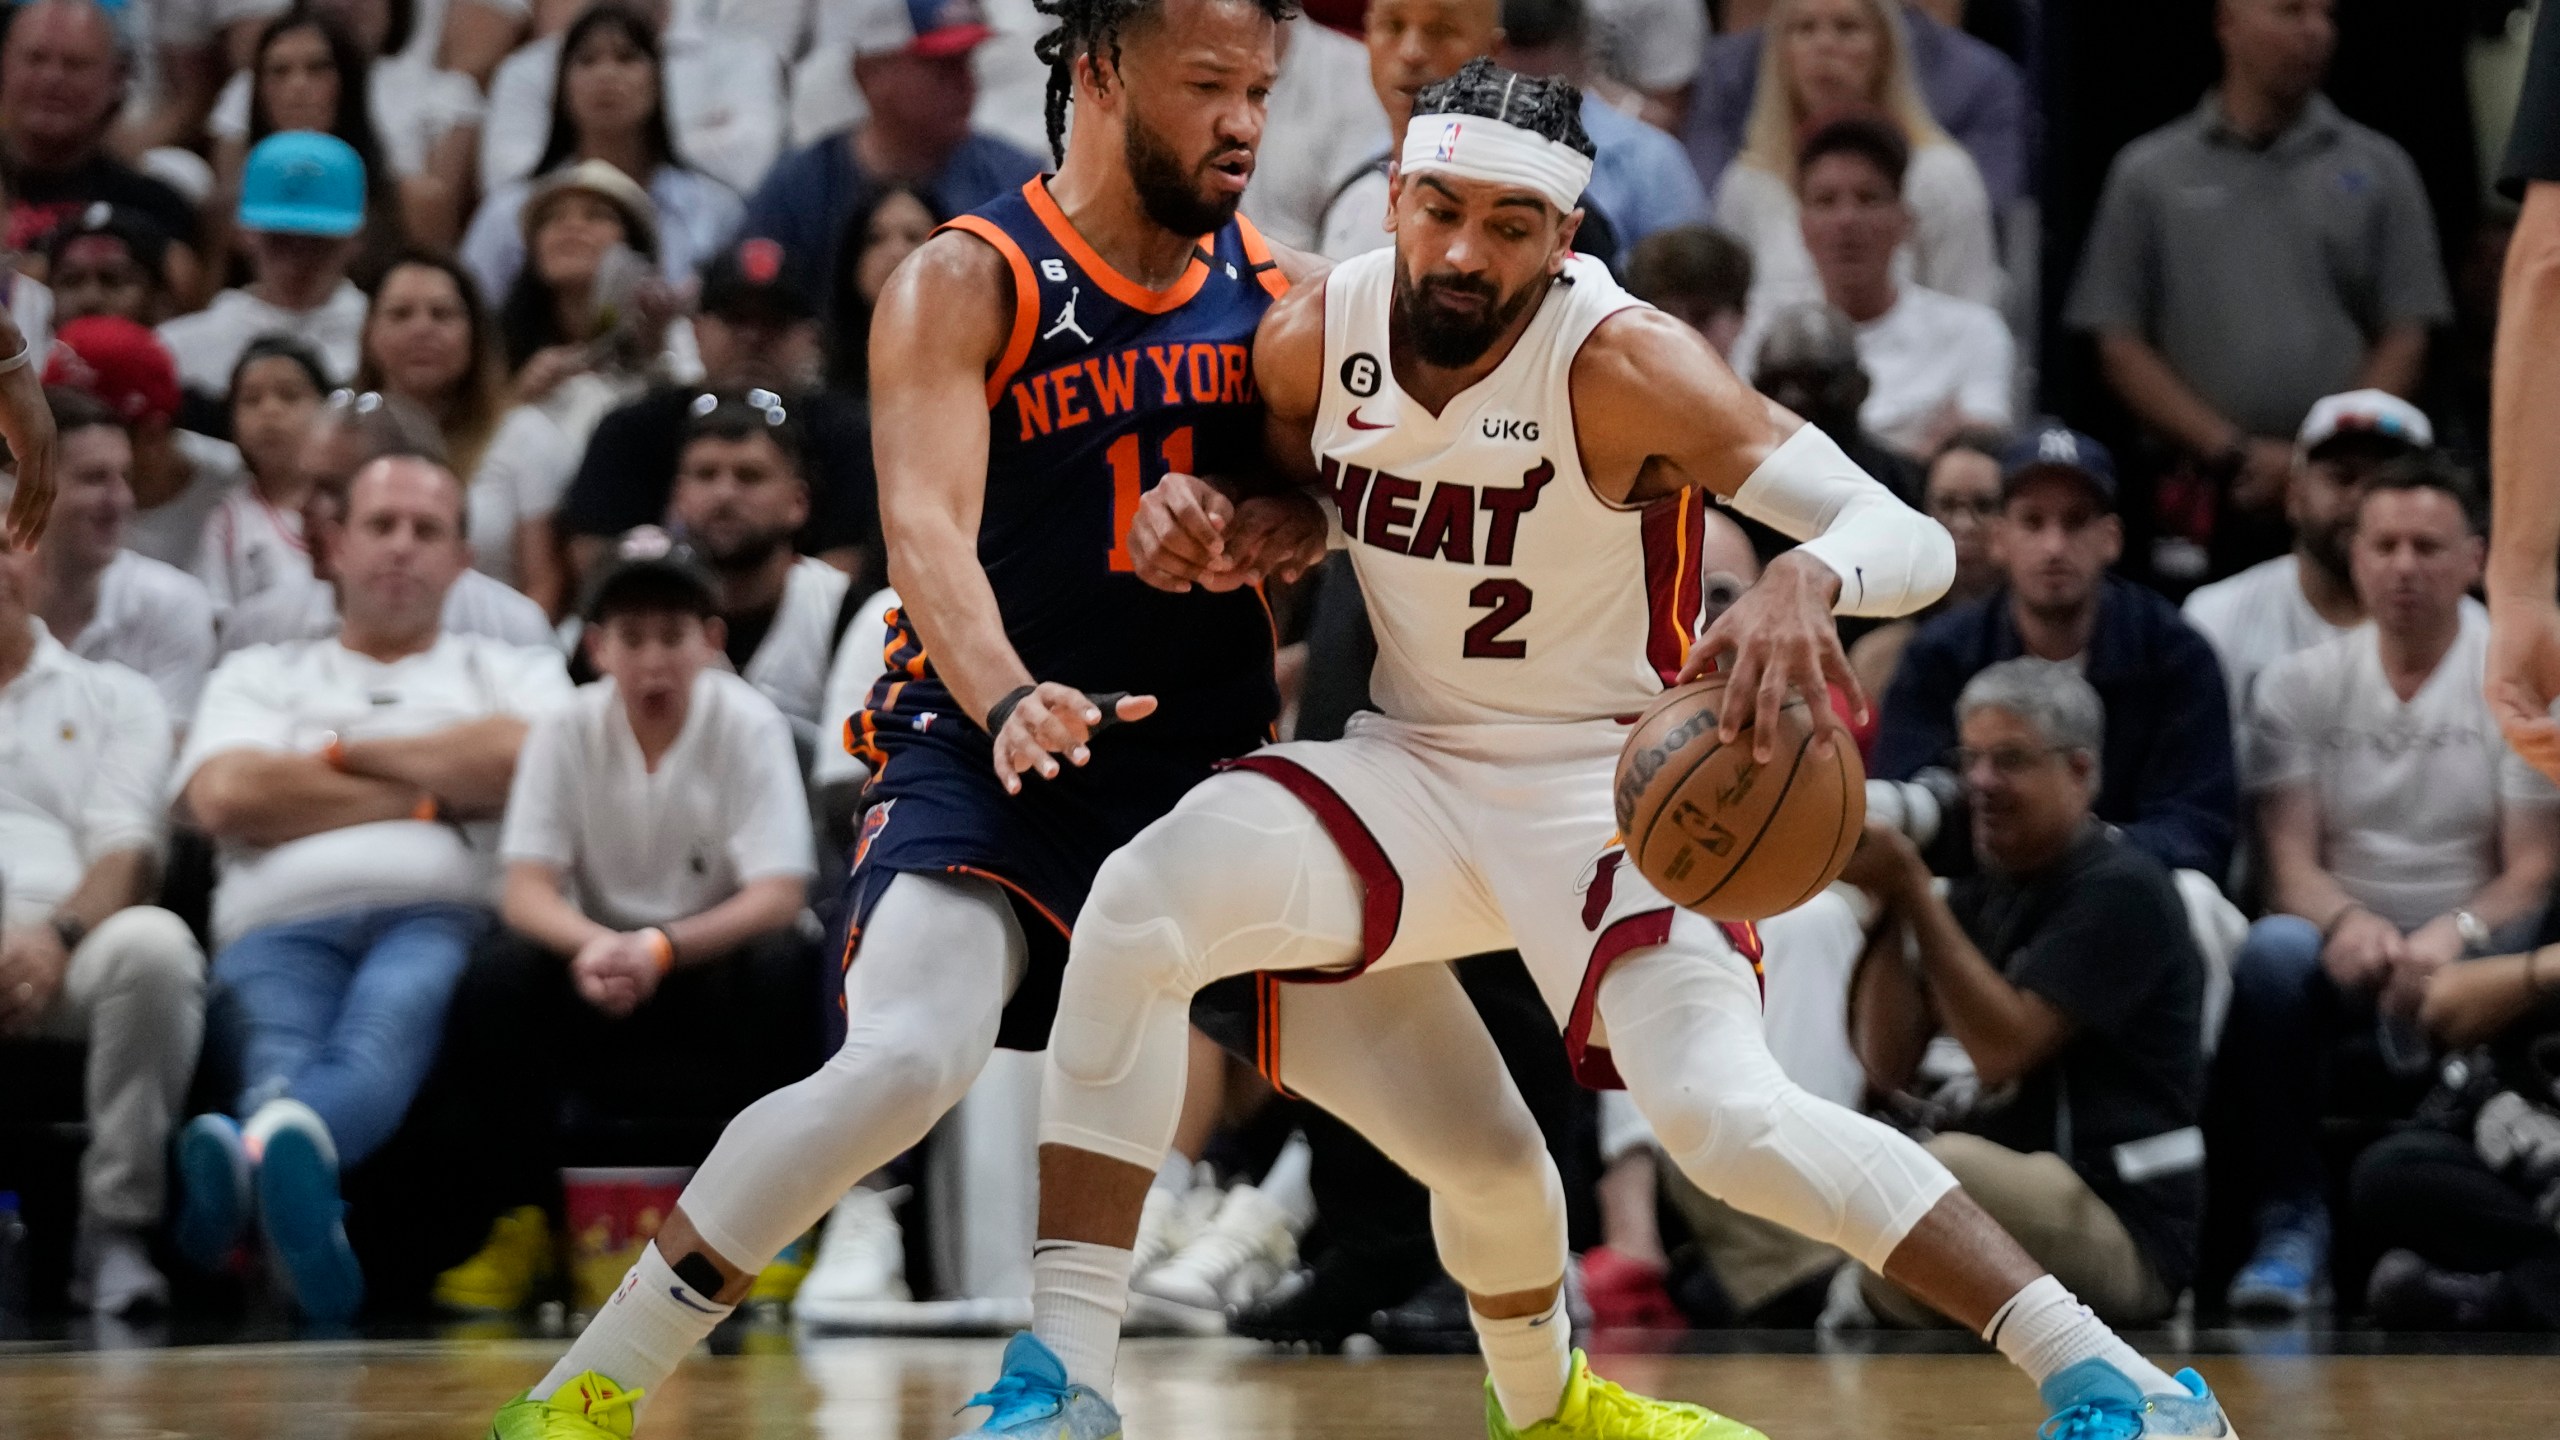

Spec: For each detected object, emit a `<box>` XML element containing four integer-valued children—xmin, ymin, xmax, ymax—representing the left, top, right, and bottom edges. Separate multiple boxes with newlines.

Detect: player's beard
<box><xmin>1125</xmin><ymin>109</ymin><xmax>1246</xmax><ymax>238</ymax></box>
<box><xmin>695</xmin><ymin>523</ymin><xmax>792</xmax><ymax>574</ymax></box>
<box><xmin>1392</xmin><ymin>261</ymin><xmax>1543</xmax><ymax>369</ymax></box>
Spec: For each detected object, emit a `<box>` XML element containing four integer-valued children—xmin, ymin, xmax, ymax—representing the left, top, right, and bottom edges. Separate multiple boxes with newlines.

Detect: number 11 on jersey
<box><xmin>1105</xmin><ymin>425</ymin><xmax>1196</xmax><ymax>572</ymax></box>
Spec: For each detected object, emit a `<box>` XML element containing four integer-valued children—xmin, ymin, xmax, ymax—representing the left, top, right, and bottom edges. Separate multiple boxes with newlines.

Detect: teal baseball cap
<box><xmin>238</xmin><ymin>131</ymin><xmax>366</xmax><ymax>238</ymax></box>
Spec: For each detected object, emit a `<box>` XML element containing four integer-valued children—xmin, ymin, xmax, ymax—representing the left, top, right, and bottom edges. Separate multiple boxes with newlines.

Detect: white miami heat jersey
<box><xmin>1312</xmin><ymin>247</ymin><xmax>1710</xmax><ymax>726</ymax></box>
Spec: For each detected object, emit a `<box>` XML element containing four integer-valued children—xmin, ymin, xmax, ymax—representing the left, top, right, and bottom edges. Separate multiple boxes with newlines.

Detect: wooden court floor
<box><xmin>5</xmin><ymin>1334</ymin><xmax>2560</xmax><ymax>1440</ymax></box>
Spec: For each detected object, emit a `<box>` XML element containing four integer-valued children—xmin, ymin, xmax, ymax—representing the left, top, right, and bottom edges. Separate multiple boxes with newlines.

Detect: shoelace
<box><xmin>1582</xmin><ymin>1377</ymin><xmax>1709</xmax><ymax>1440</ymax></box>
<box><xmin>960</xmin><ymin>1369</ymin><xmax>1064</xmax><ymax>1425</ymax></box>
<box><xmin>565</xmin><ymin>1383</ymin><xmax>644</xmax><ymax>1431</ymax></box>
<box><xmin>2038</xmin><ymin>1400</ymin><xmax>2143</xmax><ymax>1440</ymax></box>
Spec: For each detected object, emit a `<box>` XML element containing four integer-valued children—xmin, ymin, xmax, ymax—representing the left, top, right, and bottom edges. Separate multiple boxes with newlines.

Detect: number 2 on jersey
<box><xmin>1464</xmin><ymin>578</ymin><xmax>1533</xmax><ymax>658</ymax></box>
<box><xmin>1105</xmin><ymin>425</ymin><xmax>1195</xmax><ymax>572</ymax></box>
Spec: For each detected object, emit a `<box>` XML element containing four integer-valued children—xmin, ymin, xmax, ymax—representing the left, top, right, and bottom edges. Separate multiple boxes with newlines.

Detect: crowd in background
<box><xmin>5</xmin><ymin>0</ymin><xmax>2560</xmax><ymax>1350</ymax></box>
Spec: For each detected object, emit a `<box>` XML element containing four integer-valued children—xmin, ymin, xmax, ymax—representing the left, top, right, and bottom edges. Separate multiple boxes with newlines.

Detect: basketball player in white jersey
<box><xmin>979</xmin><ymin>62</ymin><xmax>2239</xmax><ymax>1440</ymax></box>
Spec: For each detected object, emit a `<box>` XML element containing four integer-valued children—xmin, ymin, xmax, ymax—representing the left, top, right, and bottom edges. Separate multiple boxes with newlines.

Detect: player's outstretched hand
<box><xmin>1202</xmin><ymin>492</ymin><xmax>1327</xmax><ymax>590</ymax></box>
<box><xmin>1684</xmin><ymin>550</ymin><xmax>1862</xmax><ymax>763</ymax></box>
<box><xmin>1127</xmin><ymin>471</ymin><xmax>1234</xmax><ymax>592</ymax></box>
<box><xmin>2487</xmin><ymin>592</ymin><xmax>2560</xmax><ymax>783</ymax></box>
<box><xmin>992</xmin><ymin>681</ymin><xmax>1159</xmax><ymax>793</ymax></box>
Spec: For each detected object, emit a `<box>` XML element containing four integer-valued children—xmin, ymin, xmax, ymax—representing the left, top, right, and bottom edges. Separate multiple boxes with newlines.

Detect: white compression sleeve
<box><xmin>1723</xmin><ymin>423</ymin><xmax>1956</xmax><ymax>618</ymax></box>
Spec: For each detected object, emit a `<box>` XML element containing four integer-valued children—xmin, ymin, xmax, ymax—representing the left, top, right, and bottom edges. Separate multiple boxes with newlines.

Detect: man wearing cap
<box><xmin>1875</xmin><ymin>424</ymin><xmax>2239</xmax><ymax>880</ymax></box>
<box><xmin>2221</xmin><ymin>452</ymin><xmax>2560</xmax><ymax>1317</ymax></box>
<box><xmin>0</xmin><ymin>1</ymin><xmax>202</xmax><ymax>289</ymax></box>
<box><xmin>45</xmin><ymin>314</ymin><xmax>247</xmax><ymax>571</ymax></box>
<box><xmin>9</xmin><ymin>386</ymin><xmax>217</xmax><ymax>721</ymax></box>
<box><xmin>426</xmin><ymin>530</ymin><xmax>820</xmax><ymax>1313</ymax></box>
<box><xmin>557</xmin><ymin>242</ymin><xmax>879</xmax><ymax>589</ymax></box>
<box><xmin>741</xmin><ymin>0</ymin><xmax>1042</xmax><ymax>298</ymax></box>
<box><xmin>2182</xmin><ymin>388</ymin><xmax>2434</xmax><ymax>746</ymax></box>
<box><xmin>42</xmin><ymin>203</ymin><xmax>175</xmax><ymax>330</ymax></box>
<box><xmin>158</xmin><ymin>131</ymin><xmax>371</xmax><ymax>401</ymax></box>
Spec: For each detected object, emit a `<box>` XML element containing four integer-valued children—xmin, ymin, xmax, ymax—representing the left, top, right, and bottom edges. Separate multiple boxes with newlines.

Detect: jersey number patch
<box><xmin>1105</xmin><ymin>425</ymin><xmax>1196</xmax><ymax>572</ymax></box>
<box><xmin>1463</xmin><ymin>578</ymin><xmax>1533</xmax><ymax>658</ymax></box>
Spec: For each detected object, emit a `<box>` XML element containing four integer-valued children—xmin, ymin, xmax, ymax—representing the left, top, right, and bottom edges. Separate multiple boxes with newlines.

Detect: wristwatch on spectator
<box><xmin>49</xmin><ymin>911</ymin><xmax>88</xmax><ymax>954</ymax></box>
<box><xmin>2454</xmin><ymin>908</ymin><xmax>2492</xmax><ymax>956</ymax></box>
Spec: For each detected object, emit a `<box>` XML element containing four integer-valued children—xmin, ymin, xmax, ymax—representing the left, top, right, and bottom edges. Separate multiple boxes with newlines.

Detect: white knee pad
<box><xmin>1431</xmin><ymin>1142</ymin><xmax>1570</xmax><ymax>1299</ymax></box>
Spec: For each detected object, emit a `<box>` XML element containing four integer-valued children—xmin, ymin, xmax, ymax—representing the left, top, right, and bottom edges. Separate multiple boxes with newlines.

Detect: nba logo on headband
<box><xmin>1436</xmin><ymin>121</ymin><xmax>1463</xmax><ymax>161</ymax></box>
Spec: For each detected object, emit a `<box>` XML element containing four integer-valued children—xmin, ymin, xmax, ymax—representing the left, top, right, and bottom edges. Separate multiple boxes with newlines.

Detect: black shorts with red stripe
<box><xmin>833</xmin><ymin>718</ymin><xmax>1260</xmax><ymax>1051</ymax></box>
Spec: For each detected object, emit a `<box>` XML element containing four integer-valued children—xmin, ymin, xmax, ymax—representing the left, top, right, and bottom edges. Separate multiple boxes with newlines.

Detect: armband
<box><xmin>1724</xmin><ymin>425</ymin><xmax>1956</xmax><ymax>619</ymax></box>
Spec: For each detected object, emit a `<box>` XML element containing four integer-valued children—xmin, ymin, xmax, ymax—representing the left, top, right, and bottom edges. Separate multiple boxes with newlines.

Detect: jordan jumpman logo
<box><xmin>1043</xmin><ymin>286</ymin><xmax>1093</xmax><ymax>345</ymax></box>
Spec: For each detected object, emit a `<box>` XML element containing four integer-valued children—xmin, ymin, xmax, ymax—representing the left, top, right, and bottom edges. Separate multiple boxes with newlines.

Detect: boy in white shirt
<box><xmin>167</xmin><ymin>455</ymin><xmax>571</xmax><ymax>1323</ymax></box>
<box><xmin>429</xmin><ymin>534</ymin><xmax>819</xmax><ymax>1312</ymax></box>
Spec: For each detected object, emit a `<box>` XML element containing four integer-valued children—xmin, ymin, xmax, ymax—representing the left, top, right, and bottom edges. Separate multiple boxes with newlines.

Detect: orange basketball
<box><xmin>1613</xmin><ymin>676</ymin><xmax>1866</xmax><ymax>921</ymax></box>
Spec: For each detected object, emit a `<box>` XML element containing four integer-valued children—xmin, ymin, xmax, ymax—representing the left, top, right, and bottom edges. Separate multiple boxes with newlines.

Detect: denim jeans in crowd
<box><xmin>208</xmin><ymin>902</ymin><xmax>491</xmax><ymax>1168</ymax></box>
<box><xmin>2214</xmin><ymin>915</ymin><xmax>2340</xmax><ymax>1217</ymax></box>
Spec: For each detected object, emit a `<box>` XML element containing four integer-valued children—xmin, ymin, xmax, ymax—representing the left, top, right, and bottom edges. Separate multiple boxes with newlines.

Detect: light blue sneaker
<box><xmin>256</xmin><ymin>1104</ymin><xmax>365</xmax><ymax>1323</ymax></box>
<box><xmin>174</xmin><ymin>1114</ymin><xmax>251</xmax><ymax>1273</ymax></box>
<box><xmin>2225</xmin><ymin>1202</ymin><xmax>2327</xmax><ymax>1316</ymax></box>
<box><xmin>2038</xmin><ymin>1359</ymin><xmax>2237</xmax><ymax>1439</ymax></box>
<box><xmin>947</xmin><ymin>1333</ymin><xmax>1124</xmax><ymax>1440</ymax></box>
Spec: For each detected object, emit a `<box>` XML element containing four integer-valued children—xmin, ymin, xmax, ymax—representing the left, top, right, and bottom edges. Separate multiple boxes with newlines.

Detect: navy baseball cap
<box><xmin>238</xmin><ymin>131</ymin><xmax>366</xmax><ymax>237</ymax></box>
<box><xmin>2000</xmin><ymin>424</ymin><xmax>2117</xmax><ymax>508</ymax></box>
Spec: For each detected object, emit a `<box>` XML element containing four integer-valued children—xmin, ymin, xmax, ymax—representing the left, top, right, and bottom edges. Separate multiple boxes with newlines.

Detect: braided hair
<box><xmin>1031</xmin><ymin>0</ymin><xmax>1300</xmax><ymax>165</ymax></box>
<box><xmin>1409</xmin><ymin>58</ymin><xmax>1597</xmax><ymax>160</ymax></box>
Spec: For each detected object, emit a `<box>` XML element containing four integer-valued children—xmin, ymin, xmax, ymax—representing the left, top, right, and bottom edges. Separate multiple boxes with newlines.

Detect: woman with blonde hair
<box><xmin>1715</xmin><ymin>0</ymin><xmax>2000</xmax><ymax>312</ymax></box>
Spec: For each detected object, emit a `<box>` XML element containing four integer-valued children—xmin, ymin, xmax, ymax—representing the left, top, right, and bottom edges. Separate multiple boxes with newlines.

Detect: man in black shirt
<box><xmin>0</xmin><ymin>2</ymin><xmax>200</xmax><ymax>292</ymax></box>
<box><xmin>559</xmin><ymin>239</ymin><xmax>880</xmax><ymax>591</ymax></box>
<box><xmin>1846</xmin><ymin>655</ymin><xmax>2207</xmax><ymax>1326</ymax></box>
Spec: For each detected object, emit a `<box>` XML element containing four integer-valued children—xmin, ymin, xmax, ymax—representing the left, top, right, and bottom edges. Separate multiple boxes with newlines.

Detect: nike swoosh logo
<box><xmin>1346</xmin><ymin>408</ymin><xmax>1389</xmax><ymax>430</ymax></box>
<box><xmin>1527</xmin><ymin>1314</ymin><xmax>1553</xmax><ymax>1328</ymax></box>
<box><xmin>670</xmin><ymin>1286</ymin><xmax>721</xmax><ymax>1314</ymax></box>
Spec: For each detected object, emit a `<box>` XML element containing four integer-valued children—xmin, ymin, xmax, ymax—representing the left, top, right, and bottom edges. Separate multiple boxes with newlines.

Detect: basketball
<box><xmin>1613</xmin><ymin>677</ymin><xmax>1866</xmax><ymax>921</ymax></box>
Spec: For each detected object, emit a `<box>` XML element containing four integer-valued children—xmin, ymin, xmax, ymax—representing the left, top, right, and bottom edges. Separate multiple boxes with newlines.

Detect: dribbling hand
<box><xmin>1682</xmin><ymin>551</ymin><xmax>1863</xmax><ymax>762</ymax></box>
<box><xmin>990</xmin><ymin>682</ymin><xmax>1159</xmax><ymax>794</ymax></box>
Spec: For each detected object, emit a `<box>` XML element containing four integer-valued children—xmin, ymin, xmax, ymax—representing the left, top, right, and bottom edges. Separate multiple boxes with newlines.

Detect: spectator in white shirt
<box><xmin>43</xmin><ymin>315</ymin><xmax>246</xmax><ymax>572</ymax></box>
<box><xmin>125</xmin><ymin>0</ymin><xmax>294</xmax><ymax>155</ymax></box>
<box><xmin>2182</xmin><ymin>389</ymin><xmax>2432</xmax><ymax>746</ymax></box>
<box><xmin>158</xmin><ymin>131</ymin><xmax>371</xmax><ymax>399</ymax></box>
<box><xmin>666</xmin><ymin>392</ymin><xmax>848</xmax><ymax>744</ymax></box>
<box><xmin>10</xmin><ymin>388</ymin><xmax>217</xmax><ymax>720</ymax></box>
<box><xmin>2222</xmin><ymin>455</ymin><xmax>2560</xmax><ymax>1318</ymax></box>
<box><xmin>1714</xmin><ymin>0</ymin><xmax>2000</xmax><ymax>316</ymax></box>
<box><xmin>459</xmin><ymin>3</ymin><xmax>746</xmax><ymax>305</ymax></box>
<box><xmin>169</xmin><ymin>454</ymin><xmax>572</xmax><ymax>1322</ymax></box>
<box><xmin>195</xmin><ymin>335</ymin><xmax>327</xmax><ymax>611</ymax></box>
<box><xmin>0</xmin><ymin>534</ymin><xmax>204</xmax><ymax>1319</ymax></box>
<box><xmin>481</xmin><ymin>0</ymin><xmax>787</xmax><ymax>200</ymax></box>
<box><xmin>1235</xmin><ymin>17</ymin><xmax>1388</xmax><ymax>253</ymax></box>
<box><xmin>433</xmin><ymin>538</ymin><xmax>819</xmax><ymax>1299</ymax></box>
<box><xmin>218</xmin><ymin>388</ymin><xmax>557</xmax><ymax>653</ymax></box>
<box><xmin>1735</xmin><ymin>113</ymin><xmax>2009</xmax><ymax>460</ymax></box>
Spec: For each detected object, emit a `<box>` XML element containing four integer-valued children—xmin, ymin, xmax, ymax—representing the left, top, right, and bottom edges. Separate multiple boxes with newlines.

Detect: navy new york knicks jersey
<box><xmin>852</xmin><ymin>177</ymin><xmax>1287</xmax><ymax>767</ymax></box>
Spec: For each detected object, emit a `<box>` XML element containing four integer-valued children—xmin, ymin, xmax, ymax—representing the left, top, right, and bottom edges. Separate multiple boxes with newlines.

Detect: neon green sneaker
<box><xmin>1487</xmin><ymin>1350</ymin><xmax>1768</xmax><ymax>1440</ymax></box>
<box><xmin>437</xmin><ymin>1206</ymin><xmax>556</xmax><ymax>1313</ymax></box>
<box><xmin>489</xmin><ymin>1371</ymin><xmax>644</xmax><ymax>1439</ymax></box>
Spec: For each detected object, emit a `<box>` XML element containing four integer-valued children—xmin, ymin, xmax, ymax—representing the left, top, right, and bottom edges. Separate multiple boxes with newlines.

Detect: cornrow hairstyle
<box><xmin>1031</xmin><ymin>0</ymin><xmax>1299</xmax><ymax>165</ymax></box>
<box><xmin>1410</xmin><ymin>58</ymin><xmax>1597</xmax><ymax>161</ymax></box>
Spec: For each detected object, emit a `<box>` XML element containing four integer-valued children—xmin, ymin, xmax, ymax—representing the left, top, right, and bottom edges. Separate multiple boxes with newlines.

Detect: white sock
<box><xmin>1152</xmin><ymin>1152</ymin><xmax>1192</xmax><ymax>1196</ymax></box>
<box><xmin>1985</xmin><ymin>1275</ymin><xmax>2177</xmax><ymax>1396</ymax></box>
<box><xmin>1031</xmin><ymin>1239</ymin><xmax>1133</xmax><ymax>1399</ymax></box>
<box><xmin>1472</xmin><ymin>1291</ymin><xmax>1572</xmax><ymax>1428</ymax></box>
<box><xmin>1259</xmin><ymin>1133</ymin><xmax>1316</xmax><ymax>1231</ymax></box>
<box><xmin>531</xmin><ymin>1243</ymin><xmax>732</xmax><ymax>1403</ymax></box>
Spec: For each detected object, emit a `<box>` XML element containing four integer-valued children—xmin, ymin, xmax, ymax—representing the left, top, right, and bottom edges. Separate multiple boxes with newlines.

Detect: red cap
<box><xmin>44</xmin><ymin>316</ymin><xmax>180</xmax><ymax>427</ymax></box>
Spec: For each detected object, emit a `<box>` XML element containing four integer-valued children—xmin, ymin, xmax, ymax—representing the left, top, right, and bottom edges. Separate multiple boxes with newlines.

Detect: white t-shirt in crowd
<box><xmin>211</xmin><ymin>54</ymin><xmax>485</xmax><ymax>180</ymax></box>
<box><xmin>174</xmin><ymin>631</ymin><xmax>574</xmax><ymax>942</ymax></box>
<box><xmin>1239</xmin><ymin>21</ymin><xmax>1389</xmax><ymax>253</ymax></box>
<box><xmin>812</xmin><ymin>584</ymin><xmax>896</xmax><ymax>789</ymax></box>
<box><xmin>151</xmin><ymin>0</ymin><xmax>289</xmax><ymax>50</ymax></box>
<box><xmin>466</xmin><ymin>405</ymin><xmax>582</xmax><ymax>591</ymax></box>
<box><xmin>500</xmin><ymin>669</ymin><xmax>814</xmax><ymax>931</ymax></box>
<box><xmin>2183</xmin><ymin>553</ymin><xmax>2357</xmax><ymax>750</ymax></box>
<box><xmin>71</xmin><ymin>549</ymin><xmax>219</xmax><ymax>722</ymax></box>
<box><xmin>480</xmin><ymin>24</ymin><xmax>787</xmax><ymax>200</ymax></box>
<box><xmin>0</xmin><ymin>621</ymin><xmax>171</xmax><ymax>924</ymax></box>
<box><xmin>158</xmin><ymin>282</ymin><xmax>368</xmax><ymax>395</ymax></box>
<box><xmin>1718</xmin><ymin>141</ymin><xmax>2003</xmax><ymax>315</ymax></box>
<box><xmin>217</xmin><ymin>568</ymin><xmax>558</xmax><ymax>656</ymax></box>
<box><xmin>1317</xmin><ymin>161</ymin><xmax>1393</xmax><ymax>262</ymax></box>
<box><xmin>2249</xmin><ymin>602</ymin><xmax>2560</xmax><ymax>930</ymax></box>
<box><xmin>1587</xmin><ymin>0</ymin><xmax>1707</xmax><ymax>95</ymax></box>
<box><xmin>1732</xmin><ymin>284</ymin><xmax>2012</xmax><ymax>457</ymax></box>
<box><xmin>742</xmin><ymin>554</ymin><xmax>851</xmax><ymax>736</ymax></box>
<box><xmin>123</xmin><ymin>431</ymin><xmax>247</xmax><ymax>571</ymax></box>
<box><xmin>193</xmin><ymin>482</ymin><xmax>310</xmax><ymax>611</ymax></box>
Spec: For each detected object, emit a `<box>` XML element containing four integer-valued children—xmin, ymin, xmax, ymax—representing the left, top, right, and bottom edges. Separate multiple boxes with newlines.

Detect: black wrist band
<box><xmin>985</xmin><ymin>684</ymin><xmax>1037</xmax><ymax>736</ymax></box>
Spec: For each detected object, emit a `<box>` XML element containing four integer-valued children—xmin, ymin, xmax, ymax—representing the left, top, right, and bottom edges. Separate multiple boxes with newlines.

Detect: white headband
<box><xmin>1398</xmin><ymin>112</ymin><xmax>1593</xmax><ymax>216</ymax></box>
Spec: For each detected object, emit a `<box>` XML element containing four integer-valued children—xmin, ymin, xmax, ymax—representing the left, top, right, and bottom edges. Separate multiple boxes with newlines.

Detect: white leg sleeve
<box><xmin>1040</xmin><ymin>773</ymin><xmax>1366</xmax><ymax>1171</ymax></box>
<box><xmin>1598</xmin><ymin>942</ymin><xmax>1956</xmax><ymax>1271</ymax></box>
<box><xmin>681</xmin><ymin>872</ymin><xmax>1025</xmax><ymax>1269</ymax></box>
<box><xmin>1276</xmin><ymin>966</ymin><xmax>1569</xmax><ymax>1299</ymax></box>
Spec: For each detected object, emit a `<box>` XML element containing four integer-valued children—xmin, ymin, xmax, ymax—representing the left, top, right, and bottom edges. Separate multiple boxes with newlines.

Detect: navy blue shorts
<box><xmin>830</xmin><ymin>720</ymin><xmax>1259</xmax><ymax>1052</ymax></box>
